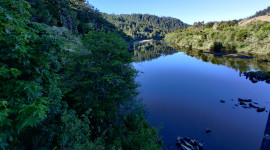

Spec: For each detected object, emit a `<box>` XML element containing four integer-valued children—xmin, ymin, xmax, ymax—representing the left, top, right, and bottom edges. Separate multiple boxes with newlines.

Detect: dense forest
<box><xmin>165</xmin><ymin>19</ymin><xmax>270</xmax><ymax>55</ymax></box>
<box><xmin>103</xmin><ymin>14</ymin><xmax>189</xmax><ymax>40</ymax></box>
<box><xmin>0</xmin><ymin>0</ymin><xmax>162</xmax><ymax>149</ymax></box>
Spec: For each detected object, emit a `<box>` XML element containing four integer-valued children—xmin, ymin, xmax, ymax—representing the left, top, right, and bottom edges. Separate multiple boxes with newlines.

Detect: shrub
<box><xmin>210</xmin><ymin>41</ymin><xmax>224</xmax><ymax>52</ymax></box>
<box><xmin>224</xmin><ymin>42</ymin><xmax>237</xmax><ymax>53</ymax></box>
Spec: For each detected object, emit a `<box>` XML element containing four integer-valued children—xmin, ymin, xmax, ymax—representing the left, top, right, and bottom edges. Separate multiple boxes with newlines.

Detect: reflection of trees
<box><xmin>240</xmin><ymin>71</ymin><xmax>270</xmax><ymax>84</ymax></box>
<box><xmin>174</xmin><ymin>46</ymin><xmax>270</xmax><ymax>72</ymax></box>
<box><xmin>174</xmin><ymin>46</ymin><xmax>270</xmax><ymax>84</ymax></box>
<box><xmin>133</xmin><ymin>42</ymin><xmax>178</xmax><ymax>62</ymax></box>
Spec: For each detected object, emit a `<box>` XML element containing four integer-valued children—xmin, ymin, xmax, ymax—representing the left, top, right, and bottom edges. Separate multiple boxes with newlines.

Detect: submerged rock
<box><xmin>257</xmin><ymin>107</ymin><xmax>266</xmax><ymax>112</ymax></box>
<box><xmin>238</xmin><ymin>98</ymin><xmax>252</xmax><ymax>102</ymax></box>
<box><xmin>205</xmin><ymin>129</ymin><xmax>211</xmax><ymax>134</ymax></box>
<box><xmin>220</xmin><ymin>100</ymin><xmax>225</xmax><ymax>103</ymax></box>
<box><xmin>184</xmin><ymin>137</ymin><xmax>191</xmax><ymax>142</ymax></box>
<box><xmin>190</xmin><ymin>140</ymin><xmax>197</xmax><ymax>146</ymax></box>
<box><xmin>199</xmin><ymin>143</ymin><xmax>203</xmax><ymax>150</ymax></box>
<box><xmin>239</xmin><ymin>101</ymin><xmax>246</xmax><ymax>105</ymax></box>
<box><xmin>249</xmin><ymin>103</ymin><xmax>259</xmax><ymax>108</ymax></box>
<box><xmin>243</xmin><ymin>105</ymin><xmax>249</xmax><ymax>108</ymax></box>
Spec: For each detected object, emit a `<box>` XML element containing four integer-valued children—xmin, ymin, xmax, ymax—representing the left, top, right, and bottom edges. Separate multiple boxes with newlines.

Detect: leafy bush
<box><xmin>210</xmin><ymin>41</ymin><xmax>224</xmax><ymax>52</ymax></box>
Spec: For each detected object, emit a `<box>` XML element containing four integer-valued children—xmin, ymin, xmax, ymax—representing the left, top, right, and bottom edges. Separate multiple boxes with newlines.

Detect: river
<box><xmin>133</xmin><ymin>42</ymin><xmax>270</xmax><ymax>150</ymax></box>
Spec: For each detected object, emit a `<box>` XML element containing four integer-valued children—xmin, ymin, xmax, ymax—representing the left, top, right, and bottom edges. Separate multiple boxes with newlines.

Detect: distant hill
<box><xmin>239</xmin><ymin>15</ymin><xmax>270</xmax><ymax>26</ymax></box>
<box><xmin>239</xmin><ymin>6</ymin><xmax>270</xmax><ymax>26</ymax></box>
<box><xmin>249</xmin><ymin>6</ymin><xmax>270</xmax><ymax>19</ymax></box>
<box><xmin>102</xmin><ymin>13</ymin><xmax>189</xmax><ymax>40</ymax></box>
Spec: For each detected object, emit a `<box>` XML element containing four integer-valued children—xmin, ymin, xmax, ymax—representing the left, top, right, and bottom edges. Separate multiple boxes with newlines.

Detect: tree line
<box><xmin>103</xmin><ymin>13</ymin><xmax>189</xmax><ymax>40</ymax></box>
<box><xmin>165</xmin><ymin>20</ymin><xmax>270</xmax><ymax>55</ymax></box>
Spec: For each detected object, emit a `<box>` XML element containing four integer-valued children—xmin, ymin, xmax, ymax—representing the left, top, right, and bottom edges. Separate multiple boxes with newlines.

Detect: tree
<box><xmin>0</xmin><ymin>0</ymin><xmax>63</xmax><ymax>148</ymax></box>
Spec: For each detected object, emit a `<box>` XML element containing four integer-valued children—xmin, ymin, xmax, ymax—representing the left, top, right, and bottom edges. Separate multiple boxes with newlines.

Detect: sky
<box><xmin>89</xmin><ymin>0</ymin><xmax>270</xmax><ymax>24</ymax></box>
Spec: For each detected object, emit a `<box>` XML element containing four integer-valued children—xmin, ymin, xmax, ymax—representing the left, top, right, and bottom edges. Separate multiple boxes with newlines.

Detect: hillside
<box><xmin>239</xmin><ymin>6</ymin><xmax>270</xmax><ymax>26</ymax></box>
<box><xmin>165</xmin><ymin>7</ymin><xmax>270</xmax><ymax>55</ymax></box>
<box><xmin>239</xmin><ymin>15</ymin><xmax>270</xmax><ymax>26</ymax></box>
<box><xmin>165</xmin><ymin>20</ymin><xmax>270</xmax><ymax>55</ymax></box>
<box><xmin>249</xmin><ymin>6</ymin><xmax>270</xmax><ymax>19</ymax></box>
<box><xmin>103</xmin><ymin>13</ymin><xmax>189</xmax><ymax>40</ymax></box>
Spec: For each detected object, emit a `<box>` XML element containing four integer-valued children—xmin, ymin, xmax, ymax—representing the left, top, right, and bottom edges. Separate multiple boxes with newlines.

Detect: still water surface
<box><xmin>133</xmin><ymin>43</ymin><xmax>270</xmax><ymax>150</ymax></box>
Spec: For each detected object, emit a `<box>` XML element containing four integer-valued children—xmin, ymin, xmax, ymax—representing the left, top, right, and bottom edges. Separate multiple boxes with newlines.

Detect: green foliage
<box><xmin>165</xmin><ymin>20</ymin><xmax>270</xmax><ymax>54</ymax></box>
<box><xmin>236</xmin><ymin>29</ymin><xmax>250</xmax><ymax>41</ymax></box>
<box><xmin>58</xmin><ymin>110</ymin><xmax>105</xmax><ymax>150</ymax></box>
<box><xmin>26</xmin><ymin>0</ymin><xmax>132</xmax><ymax>41</ymax></box>
<box><xmin>59</xmin><ymin>30</ymin><xmax>162</xmax><ymax>149</ymax></box>
<box><xmin>0</xmin><ymin>0</ymin><xmax>63</xmax><ymax>148</ymax></box>
<box><xmin>103</xmin><ymin>13</ymin><xmax>189</xmax><ymax>40</ymax></box>
<box><xmin>1</xmin><ymin>0</ymin><xmax>162</xmax><ymax>149</ymax></box>
<box><xmin>210</xmin><ymin>41</ymin><xmax>224</xmax><ymax>52</ymax></box>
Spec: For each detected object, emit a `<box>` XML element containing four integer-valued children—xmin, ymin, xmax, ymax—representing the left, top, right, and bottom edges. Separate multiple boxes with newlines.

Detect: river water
<box><xmin>133</xmin><ymin>42</ymin><xmax>270</xmax><ymax>150</ymax></box>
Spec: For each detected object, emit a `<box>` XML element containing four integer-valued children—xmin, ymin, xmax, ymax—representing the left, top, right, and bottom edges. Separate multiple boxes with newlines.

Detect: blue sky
<box><xmin>89</xmin><ymin>0</ymin><xmax>270</xmax><ymax>24</ymax></box>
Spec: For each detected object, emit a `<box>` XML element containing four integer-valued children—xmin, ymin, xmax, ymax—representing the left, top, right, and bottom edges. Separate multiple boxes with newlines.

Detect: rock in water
<box><xmin>199</xmin><ymin>143</ymin><xmax>203</xmax><ymax>150</ymax></box>
<box><xmin>184</xmin><ymin>137</ymin><xmax>191</xmax><ymax>142</ymax></box>
<box><xmin>220</xmin><ymin>100</ymin><xmax>225</xmax><ymax>103</ymax></box>
<box><xmin>243</xmin><ymin>105</ymin><xmax>249</xmax><ymax>108</ymax></box>
<box><xmin>257</xmin><ymin>107</ymin><xmax>266</xmax><ymax>112</ymax></box>
<box><xmin>176</xmin><ymin>141</ymin><xmax>181</xmax><ymax>147</ymax></box>
<box><xmin>176</xmin><ymin>136</ymin><xmax>203</xmax><ymax>150</ymax></box>
<box><xmin>181</xmin><ymin>144</ymin><xmax>192</xmax><ymax>150</ymax></box>
<box><xmin>190</xmin><ymin>140</ymin><xmax>197</xmax><ymax>146</ymax></box>
<box><xmin>206</xmin><ymin>129</ymin><xmax>211</xmax><ymax>134</ymax></box>
<box><xmin>238</xmin><ymin>98</ymin><xmax>252</xmax><ymax>102</ymax></box>
<box><xmin>249</xmin><ymin>103</ymin><xmax>259</xmax><ymax>108</ymax></box>
<box><xmin>239</xmin><ymin>101</ymin><xmax>245</xmax><ymax>105</ymax></box>
<box><xmin>183</xmin><ymin>140</ymin><xmax>193</xmax><ymax>149</ymax></box>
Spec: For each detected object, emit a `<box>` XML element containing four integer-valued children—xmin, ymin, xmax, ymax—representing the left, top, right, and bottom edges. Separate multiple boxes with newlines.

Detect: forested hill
<box><xmin>249</xmin><ymin>6</ymin><xmax>270</xmax><ymax>19</ymax></box>
<box><xmin>26</xmin><ymin>0</ymin><xmax>132</xmax><ymax>41</ymax></box>
<box><xmin>0</xmin><ymin>0</ymin><xmax>162</xmax><ymax>149</ymax></box>
<box><xmin>103</xmin><ymin>13</ymin><xmax>189</xmax><ymax>40</ymax></box>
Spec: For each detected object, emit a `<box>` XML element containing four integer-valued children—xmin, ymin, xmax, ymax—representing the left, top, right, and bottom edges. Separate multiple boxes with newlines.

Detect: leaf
<box><xmin>10</xmin><ymin>68</ymin><xmax>21</xmax><ymax>77</ymax></box>
<box><xmin>17</xmin><ymin>103</ymin><xmax>49</xmax><ymax>132</ymax></box>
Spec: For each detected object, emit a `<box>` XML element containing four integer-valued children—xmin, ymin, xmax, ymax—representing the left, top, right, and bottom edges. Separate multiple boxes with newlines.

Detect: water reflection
<box><xmin>133</xmin><ymin>41</ymin><xmax>178</xmax><ymax>62</ymax></box>
<box><xmin>176</xmin><ymin>47</ymin><xmax>270</xmax><ymax>73</ymax></box>
<box><xmin>133</xmin><ymin>42</ymin><xmax>270</xmax><ymax>84</ymax></box>
<box><xmin>240</xmin><ymin>71</ymin><xmax>270</xmax><ymax>84</ymax></box>
<box><xmin>133</xmin><ymin>42</ymin><xmax>270</xmax><ymax>150</ymax></box>
<box><xmin>177</xmin><ymin>48</ymin><xmax>270</xmax><ymax>84</ymax></box>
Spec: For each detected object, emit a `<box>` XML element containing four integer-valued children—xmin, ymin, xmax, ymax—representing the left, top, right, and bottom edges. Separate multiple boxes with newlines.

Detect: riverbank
<box><xmin>168</xmin><ymin>44</ymin><xmax>270</xmax><ymax>62</ymax></box>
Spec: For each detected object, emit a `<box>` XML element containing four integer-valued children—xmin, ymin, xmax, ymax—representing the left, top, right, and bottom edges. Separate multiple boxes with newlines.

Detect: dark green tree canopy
<box><xmin>103</xmin><ymin>13</ymin><xmax>189</xmax><ymax>40</ymax></box>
